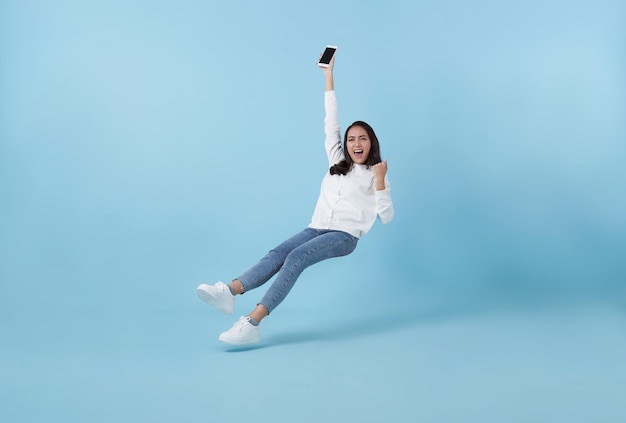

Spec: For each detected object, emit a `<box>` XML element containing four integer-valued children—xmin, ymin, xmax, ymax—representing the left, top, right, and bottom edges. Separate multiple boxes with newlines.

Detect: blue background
<box><xmin>1</xmin><ymin>1</ymin><xmax>625</xmax><ymax>422</ymax></box>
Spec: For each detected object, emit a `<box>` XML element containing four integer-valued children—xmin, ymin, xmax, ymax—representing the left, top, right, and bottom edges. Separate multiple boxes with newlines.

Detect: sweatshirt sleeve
<box><xmin>324</xmin><ymin>90</ymin><xmax>344</xmax><ymax>166</ymax></box>
<box><xmin>375</xmin><ymin>175</ymin><xmax>394</xmax><ymax>224</ymax></box>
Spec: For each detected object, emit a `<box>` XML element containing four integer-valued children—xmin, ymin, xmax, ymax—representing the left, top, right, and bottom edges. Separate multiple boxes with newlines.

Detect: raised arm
<box><xmin>319</xmin><ymin>53</ymin><xmax>342</xmax><ymax>166</ymax></box>
<box><xmin>320</xmin><ymin>54</ymin><xmax>335</xmax><ymax>91</ymax></box>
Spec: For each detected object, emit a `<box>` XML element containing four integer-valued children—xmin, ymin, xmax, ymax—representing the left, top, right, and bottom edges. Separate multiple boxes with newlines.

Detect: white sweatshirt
<box><xmin>308</xmin><ymin>90</ymin><xmax>395</xmax><ymax>238</ymax></box>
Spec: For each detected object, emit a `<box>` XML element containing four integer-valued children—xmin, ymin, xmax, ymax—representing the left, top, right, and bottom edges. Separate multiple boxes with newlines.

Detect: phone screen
<box><xmin>319</xmin><ymin>47</ymin><xmax>336</xmax><ymax>65</ymax></box>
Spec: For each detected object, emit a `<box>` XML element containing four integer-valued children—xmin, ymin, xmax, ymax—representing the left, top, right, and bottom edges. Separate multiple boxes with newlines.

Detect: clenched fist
<box><xmin>373</xmin><ymin>160</ymin><xmax>388</xmax><ymax>191</ymax></box>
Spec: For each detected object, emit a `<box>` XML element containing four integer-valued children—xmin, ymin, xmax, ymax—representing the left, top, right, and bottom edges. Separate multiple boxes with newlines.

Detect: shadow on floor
<box><xmin>223</xmin><ymin>300</ymin><xmax>494</xmax><ymax>352</ymax></box>
<box><xmin>221</xmin><ymin>293</ymin><xmax>617</xmax><ymax>352</ymax></box>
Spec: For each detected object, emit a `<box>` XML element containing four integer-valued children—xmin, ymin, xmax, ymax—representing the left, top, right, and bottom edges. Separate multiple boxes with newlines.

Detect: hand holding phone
<box><xmin>317</xmin><ymin>45</ymin><xmax>337</xmax><ymax>68</ymax></box>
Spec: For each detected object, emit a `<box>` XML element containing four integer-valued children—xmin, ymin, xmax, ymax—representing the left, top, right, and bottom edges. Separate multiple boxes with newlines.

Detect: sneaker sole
<box><xmin>196</xmin><ymin>285</ymin><xmax>234</xmax><ymax>314</ymax></box>
<box><xmin>218</xmin><ymin>334</ymin><xmax>260</xmax><ymax>345</ymax></box>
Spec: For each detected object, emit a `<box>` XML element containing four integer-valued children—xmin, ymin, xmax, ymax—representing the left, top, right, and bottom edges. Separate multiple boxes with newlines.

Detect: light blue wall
<box><xmin>1</xmin><ymin>0</ymin><xmax>625</xmax><ymax>321</ymax></box>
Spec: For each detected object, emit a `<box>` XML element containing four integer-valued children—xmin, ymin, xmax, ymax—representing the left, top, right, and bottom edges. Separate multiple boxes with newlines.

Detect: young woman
<box><xmin>196</xmin><ymin>51</ymin><xmax>394</xmax><ymax>345</ymax></box>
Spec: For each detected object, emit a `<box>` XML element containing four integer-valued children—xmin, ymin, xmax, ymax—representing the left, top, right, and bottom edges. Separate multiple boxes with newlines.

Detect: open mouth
<box><xmin>353</xmin><ymin>149</ymin><xmax>364</xmax><ymax>159</ymax></box>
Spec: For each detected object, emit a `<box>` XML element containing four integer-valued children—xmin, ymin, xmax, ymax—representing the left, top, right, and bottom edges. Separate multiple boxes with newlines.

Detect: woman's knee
<box><xmin>283</xmin><ymin>250</ymin><xmax>306</xmax><ymax>271</ymax></box>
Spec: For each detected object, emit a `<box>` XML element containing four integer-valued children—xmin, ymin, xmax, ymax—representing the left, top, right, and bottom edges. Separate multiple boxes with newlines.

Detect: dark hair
<box><xmin>329</xmin><ymin>121</ymin><xmax>382</xmax><ymax>175</ymax></box>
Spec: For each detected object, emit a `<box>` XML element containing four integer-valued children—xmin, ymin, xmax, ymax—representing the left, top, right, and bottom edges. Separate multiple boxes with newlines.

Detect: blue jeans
<box><xmin>236</xmin><ymin>228</ymin><xmax>358</xmax><ymax>314</ymax></box>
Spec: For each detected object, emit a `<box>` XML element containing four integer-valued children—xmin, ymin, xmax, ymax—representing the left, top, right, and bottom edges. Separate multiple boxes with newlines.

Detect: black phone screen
<box><xmin>319</xmin><ymin>47</ymin><xmax>336</xmax><ymax>64</ymax></box>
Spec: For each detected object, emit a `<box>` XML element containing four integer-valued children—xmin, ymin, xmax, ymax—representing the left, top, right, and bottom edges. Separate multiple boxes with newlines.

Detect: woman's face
<box><xmin>346</xmin><ymin>125</ymin><xmax>371</xmax><ymax>164</ymax></box>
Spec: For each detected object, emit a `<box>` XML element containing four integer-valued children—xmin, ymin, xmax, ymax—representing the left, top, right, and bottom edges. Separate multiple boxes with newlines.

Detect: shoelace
<box><xmin>233</xmin><ymin>317</ymin><xmax>249</xmax><ymax>331</ymax></box>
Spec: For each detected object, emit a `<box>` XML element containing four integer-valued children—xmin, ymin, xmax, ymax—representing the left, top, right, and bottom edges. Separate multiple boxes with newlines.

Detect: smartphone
<box><xmin>318</xmin><ymin>45</ymin><xmax>338</xmax><ymax>67</ymax></box>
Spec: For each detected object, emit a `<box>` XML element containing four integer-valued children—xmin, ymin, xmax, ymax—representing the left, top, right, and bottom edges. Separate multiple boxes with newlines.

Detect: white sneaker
<box><xmin>196</xmin><ymin>281</ymin><xmax>235</xmax><ymax>314</ymax></box>
<box><xmin>218</xmin><ymin>316</ymin><xmax>261</xmax><ymax>345</ymax></box>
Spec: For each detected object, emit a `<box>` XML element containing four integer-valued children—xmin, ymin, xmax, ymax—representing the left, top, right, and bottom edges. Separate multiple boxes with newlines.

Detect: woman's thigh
<box><xmin>284</xmin><ymin>230</ymin><xmax>358</xmax><ymax>270</ymax></box>
<box><xmin>271</xmin><ymin>228</ymin><xmax>319</xmax><ymax>258</ymax></box>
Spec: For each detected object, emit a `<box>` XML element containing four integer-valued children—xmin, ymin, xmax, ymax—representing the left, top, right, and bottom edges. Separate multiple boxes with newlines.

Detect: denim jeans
<box><xmin>236</xmin><ymin>228</ymin><xmax>358</xmax><ymax>314</ymax></box>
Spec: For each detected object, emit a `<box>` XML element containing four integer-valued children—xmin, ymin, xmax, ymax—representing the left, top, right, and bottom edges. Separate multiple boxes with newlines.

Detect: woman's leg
<box><xmin>231</xmin><ymin>228</ymin><xmax>318</xmax><ymax>294</ymax></box>
<box><xmin>217</xmin><ymin>230</ymin><xmax>358</xmax><ymax>345</ymax></box>
<box><xmin>197</xmin><ymin>229</ymin><xmax>317</xmax><ymax>314</ymax></box>
<box><xmin>256</xmin><ymin>229</ymin><xmax>358</xmax><ymax>319</ymax></box>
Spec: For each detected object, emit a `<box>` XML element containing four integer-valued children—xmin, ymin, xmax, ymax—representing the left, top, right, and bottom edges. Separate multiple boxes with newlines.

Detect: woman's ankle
<box><xmin>248</xmin><ymin>304</ymin><xmax>269</xmax><ymax>324</ymax></box>
<box><xmin>229</xmin><ymin>279</ymin><xmax>244</xmax><ymax>295</ymax></box>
